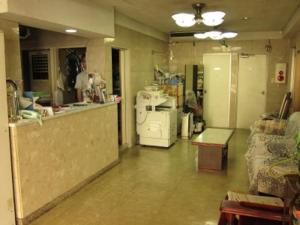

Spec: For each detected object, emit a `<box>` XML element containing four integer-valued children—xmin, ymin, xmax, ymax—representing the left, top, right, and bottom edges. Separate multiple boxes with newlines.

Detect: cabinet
<box><xmin>185</xmin><ymin>64</ymin><xmax>204</xmax><ymax>109</ymax></box>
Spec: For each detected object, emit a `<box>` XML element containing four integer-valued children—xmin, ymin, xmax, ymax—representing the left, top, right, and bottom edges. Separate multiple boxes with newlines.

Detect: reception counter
<box><xmin>9</xmin><ymin>102</ymin><xmax>119</xmax><ymax>224</ymax></box>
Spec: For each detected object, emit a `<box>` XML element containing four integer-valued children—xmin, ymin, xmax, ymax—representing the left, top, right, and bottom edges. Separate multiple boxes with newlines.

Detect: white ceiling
<box><xmin>91</xmin><ymin>0</ymin><xmax>300</xmax><ymax>34</ymax></box>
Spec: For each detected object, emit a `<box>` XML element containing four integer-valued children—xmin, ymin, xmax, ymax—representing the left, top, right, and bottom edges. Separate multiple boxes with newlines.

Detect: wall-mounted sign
<box><xmin>275</xmin><ymin>63</ymin><xmax>287</xmax><ymax>84</ymax></box>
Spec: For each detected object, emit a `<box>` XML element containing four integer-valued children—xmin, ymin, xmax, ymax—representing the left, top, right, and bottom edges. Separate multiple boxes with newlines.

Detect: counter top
<box><xmin>9</xmin><ymin>102</ymin><xmax>116</xmax><ymax>127</ymax></box>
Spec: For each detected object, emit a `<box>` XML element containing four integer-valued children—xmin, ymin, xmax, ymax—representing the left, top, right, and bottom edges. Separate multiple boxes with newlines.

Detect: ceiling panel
<box><xmin>88</xmin><ymin>0</ymin><xmax>300</xmax><ymax>33</ymax></box>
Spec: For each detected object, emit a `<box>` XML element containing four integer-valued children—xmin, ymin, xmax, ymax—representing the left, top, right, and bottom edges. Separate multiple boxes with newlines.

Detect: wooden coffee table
<box><xmin>192</xmin><ymin>128</ymin><xmax>234</xmax><ymax>170</ymax></box>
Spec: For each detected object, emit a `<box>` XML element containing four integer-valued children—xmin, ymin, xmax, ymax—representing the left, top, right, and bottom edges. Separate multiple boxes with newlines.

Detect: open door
<box><xmin>112</xmin><ymin>48</ymin><xmax>128</xmax><ymax>147</ymax></box>
<box><xmin>203</xmin><ymin>53</ymin><xmax>231</xmax><ymax>128</ymax></box>
<box><xmin>293</xmin><ymin>53</ymin><xmax>300</xmax><ymax>111</ymax></box>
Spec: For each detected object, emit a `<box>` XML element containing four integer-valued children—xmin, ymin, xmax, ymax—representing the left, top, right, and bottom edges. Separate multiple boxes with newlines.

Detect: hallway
<box><xmin>29</xmin><ymin>130</ymin><xmax>249</xmax><ymax>225</ymax></box>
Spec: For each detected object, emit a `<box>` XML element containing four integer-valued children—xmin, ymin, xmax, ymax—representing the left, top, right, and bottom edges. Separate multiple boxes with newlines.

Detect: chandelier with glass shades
<box><xmin>172</xmin><ymin>3</ymin><xmax>238</xmax><ymax>40</ymax></box>
<box><xmin>194</xmin><ymin>30</ymin><xmax>237</xmax><ymax>40</ymax></box>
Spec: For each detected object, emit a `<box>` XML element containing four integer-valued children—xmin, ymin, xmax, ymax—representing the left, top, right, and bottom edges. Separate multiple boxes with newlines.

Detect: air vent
<box><xmin>29</xmin><ymin>51</ymin><xmax>49</xmax><ymax>80</ymax></box>
<box><xmin>170</xmin><ymin>32</ymin><xmax>195</xmax><ymax>37</ymax></box>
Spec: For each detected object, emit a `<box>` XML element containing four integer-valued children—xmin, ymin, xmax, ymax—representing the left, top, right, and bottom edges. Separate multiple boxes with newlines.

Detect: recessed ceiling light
<box><xmin>104</xmin><ymin>37</ymin><xmax>115</xmax><ymax>43</ymax></box>
<box><xmin>213</xmin><ymin>67</ymin><xmax>221</xmax><ymax>71</ymax></box>
<box><xmin>241</xmin><ymin>16</ymin><xmax>249</xmax><ymax>21</ymax></box>
<box><xmin>65</xmin><ymin>28</ymin><xmax>77</xmax><ymax>33</ymax></box>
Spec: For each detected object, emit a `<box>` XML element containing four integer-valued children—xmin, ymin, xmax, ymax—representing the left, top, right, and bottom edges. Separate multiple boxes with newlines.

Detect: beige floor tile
<box><xmin>29</xmin><ymin>129</ymin><xmax>249</xmax><ymax>225</ymax></box>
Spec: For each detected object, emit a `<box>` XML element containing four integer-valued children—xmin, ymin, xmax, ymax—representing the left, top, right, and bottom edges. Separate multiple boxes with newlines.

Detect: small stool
<box><xmin>218</xmin><ymin>200</ymin><xmax>290</xmax><ymax>225</ymax></box>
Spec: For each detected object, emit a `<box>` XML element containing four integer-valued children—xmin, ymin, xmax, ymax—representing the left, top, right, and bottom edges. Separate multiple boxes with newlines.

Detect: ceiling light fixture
<box><xmin>172</xmin><ymin>3</ymin><xmax>225</xmax><ymax>28</ymax></box>
<box><xmin>172</xmin><ymin>13</ymin><xmax>196</xmax><ymax>27</ymax></box>
<box><xmin>222</xmin><ymin>32</ymin><xmax>238</xmax><ymax>38</ymax></box>
<box><xmin>65</xmin><ymin>28</ymin><xmax>77</xmax><ymax>33</ymax></box>
<box><xmin>206</xmin><ymin>30</ymin><xmax>222</xmax><ymax>38</ymax></box>
<box><xmin>194</xmin><ymin>31</ymin><xmax>238</xmax><ymax>40</ymax></box>
<box><xmin>201</xmin><ymin>11</ymin><xmax>225</xmax><ymax>26</ymax></box>
<box><xmin>194</xmin><ymin>33</ymin><xmax>208</xmax><ymax>39</ymax></box>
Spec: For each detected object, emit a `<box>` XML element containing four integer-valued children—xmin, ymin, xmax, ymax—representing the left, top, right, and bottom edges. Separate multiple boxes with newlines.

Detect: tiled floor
<box><xmin>29</xmin><ymin>129</ymin><xmax>249</xmax><ymax>225</ymax></box>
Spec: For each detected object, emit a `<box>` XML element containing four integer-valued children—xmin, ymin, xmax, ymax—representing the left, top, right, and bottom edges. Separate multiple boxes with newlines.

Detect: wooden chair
<box><xmin>278</xmin><ymin>92</ymin><xmax>291</xmax><ymax>119</ymax></box>
<box><xmin>218</xmin><ymin>200</ymin><xmax>290</xmax><ymax>225</ymax></box>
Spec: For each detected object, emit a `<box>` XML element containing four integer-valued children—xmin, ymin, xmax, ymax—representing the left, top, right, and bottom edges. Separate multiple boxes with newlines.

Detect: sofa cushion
<box><xmin>252</xmin><ymin>119</ymin><xmax>287</xmax><ymax>135</ymax></box>
<box><xmin>285</xmin><ymin>112</ymin><xmax>300</xmax><ymax>137</ymax></box>
<box><xmin>266</xmin><ymin>142</ymin><xmax>296</xmax><ymax>158</ymax></box>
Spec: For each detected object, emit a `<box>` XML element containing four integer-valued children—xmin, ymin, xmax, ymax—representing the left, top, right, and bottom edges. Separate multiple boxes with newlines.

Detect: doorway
<box><xmin>58</xmin><ymin>47</ymin><xmax>86</xmax><ymax>104</ymax></box>
<box><xmin>293</xmin><ymin>53</ymin><xmax>300</xmax><ymax>111</ymax></box>
<box><xmin>203</xmin><ymin>53</ymin><xmax>231</xmax><ymax>128</ymax></box>
<box><xmin>236</xmin><ymin>54</ymin><xmax>267</xmax><ymax>129</ymax></box>
<box><xmin>112</xmin><ymin>48</ymin><xmax>127</xmax><ymax>146</ymax></box>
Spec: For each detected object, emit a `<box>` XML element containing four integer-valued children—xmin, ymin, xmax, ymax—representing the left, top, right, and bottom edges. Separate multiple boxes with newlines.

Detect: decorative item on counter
<box><xmin>91</xmin><ymin>73</ymin><xmax>107</xmax><ymax>103</ymax></box>
<box><xmin>19</xmin><ymin>97</ymin><xmax>33</xmax><ymax>109</ymax></box>
<box><xmin>23</xmin><ymin>91</ymin><xmax>49</xmax><ymax>109</ymax></box>
<box><xmin>108</xmin><ymin>95</ymin><xmax>122</xmax><ymax>103</ymax></box>
<box><xmin>6</xmin><ymin>79</ymin><xmax>20</xmax><ymax>122</ymax></box>
<box><xmin>20</xmin><ymin>110</ymin><xmax>43</xmax><ymax>125</ymax></box>
<box><xmin>34</xmin><ymin>106</ymin><xmax>54</xmax><ymax>117</ymax></box>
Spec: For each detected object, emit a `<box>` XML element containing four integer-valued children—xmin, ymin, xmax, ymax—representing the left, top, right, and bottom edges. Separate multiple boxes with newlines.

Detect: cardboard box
<box><xmin>166</xmin><ymin>85</ymin><xmax>176</xmax><ymax>96</ymax></box>
<box><xmin>165</xmin><ymin>84</ymin><xmax>184</xmax><ymax>97</ymax></box>
<box><xmin>160</xmin><ymin>85</ymin><xmax>167</xmax><ymax>93</ymax></box>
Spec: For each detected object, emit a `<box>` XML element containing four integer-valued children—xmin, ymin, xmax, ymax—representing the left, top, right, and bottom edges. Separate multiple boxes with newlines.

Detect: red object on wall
<box><xmin>277</xmin><ymin>71</ymin><xmax>284</xmax><ymax>81</ymax></box>
<box><xmin>275</xmin><ymin>63</ymin><xmax>286</xmax><ymax>84</ymax></box>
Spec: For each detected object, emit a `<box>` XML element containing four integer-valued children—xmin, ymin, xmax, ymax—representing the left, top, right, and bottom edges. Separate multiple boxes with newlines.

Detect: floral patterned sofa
<box><xmin>245</xmin><ymin>112</ymin><xmax>300</xmax><ymax>197</ymax></box>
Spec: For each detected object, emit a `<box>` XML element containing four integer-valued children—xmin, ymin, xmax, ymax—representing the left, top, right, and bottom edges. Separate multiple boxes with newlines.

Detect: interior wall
<box><xmin>0</xmin><ymin>19</ymin><xmax>19</xmax><ymax>225</ymax></box>
<box><xmin>20</xmin><ymin>29</ymin><xmax>105</xmax><ymax>97</ymax></box>
<box><xmin>169</xmin><ymin>39</ymin><xmax>291</xmax><ymax>125</ymax></box>
<box><xmin>0</xmin><ymin>19</ymin><xmax>22</xmax><ymax>85</ymax></box>
<box><xmin>0</xmin><ymin>0</ymin><xmax>115</xmax><ymax>37</ymax></box>
<box><xmin>290</xmin><ymin>30</ymin><xmax>300</xmax><ymax>52</ymax></box>
<box><xmin>104</xmin><ymin>25</ymin><xmax>169</xmax><ymax>146</ymax></box>
<box><xmin>20</xmin><ymin>29</ymin><xmax>88</xmax><ymax>49</ymax></box>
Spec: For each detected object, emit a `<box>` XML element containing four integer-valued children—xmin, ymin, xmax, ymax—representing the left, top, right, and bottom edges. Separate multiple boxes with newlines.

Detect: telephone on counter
<box><xmin>20</xmin><ymin>110</ymin><xmax>41</xmax><ymax>119</ymax></box>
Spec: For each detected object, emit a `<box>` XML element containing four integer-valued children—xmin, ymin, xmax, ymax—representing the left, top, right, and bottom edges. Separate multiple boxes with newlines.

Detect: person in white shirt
<box><xmin>75</xmin><ymin>55</ymin><xmax>90</xmax><ymax>102</ymax></box>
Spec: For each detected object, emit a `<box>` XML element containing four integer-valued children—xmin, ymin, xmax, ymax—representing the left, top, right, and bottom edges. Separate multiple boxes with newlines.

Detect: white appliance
<box><xmin>136</xmin><ymin>88</ymin><xmax>177</xmax><ymax>147</ymax></box>
<box><xmin>181</xmin><ymin>112</ymin><xmax>194</xmax><ymax>139</ymax></box>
